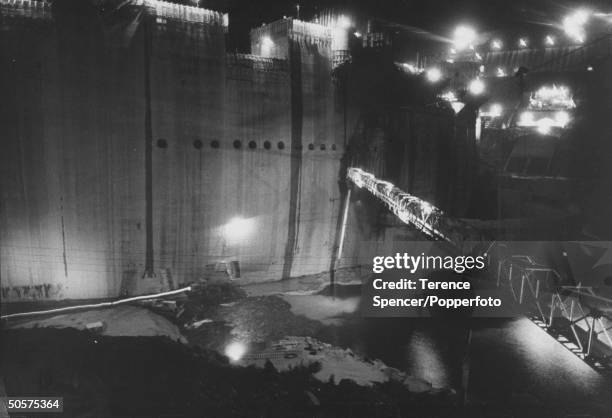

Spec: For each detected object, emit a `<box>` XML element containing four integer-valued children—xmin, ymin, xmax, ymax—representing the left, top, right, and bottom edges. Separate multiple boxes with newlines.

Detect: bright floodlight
<box><xmin>337</xmin><ymin>15</ymin><xmax>352</xmax><ymax>29</ymax></box>
<box><xmin>225</xmin><ymin>342</ymin><xmax>247</xmax><ymax>362</ymax></box>
<box><xmin>555</xmin><ymin>110</ymin><xmax>570</xmax><ymax>127</ymax></box>
<box><xmin>223</xmin><ymin>216</ymin><xmax>255</xmax><ymax>244</ymax></box>
<box><xmin>426</xmin><ymin>67</ymin><xmax>442</xmax><ymax>83</ymax></box>
<box><xmin>439</xmin><ymin>91</ymin><xmax>458</xmax><ymax>103</ymax></box>
<box><xmin>563</xmin><ymin>10</ymin><xmax>590</xmax><ymax>43</ymax></box>
<box><xmin>401</xmin><ymin>62</ymin><xmax>420</xmax><ymax>74</ymax></box>
<box><xmin>496</xmin><ymin>67</ymin><xmax>507</xmax><ymax>77</ymax></box>
<box><xmin>491</xmin><ymin>39</ymin><xmax>502</xmax><ymax>50</ymax></box>
<box><xmin>468</xmin><ymin>78</ymin><xmax>485</xmax><ymax>95</ymax></box>
<box><xmin>354</xmin><ymin>31</ymin><xmax>362</xmax><ymax>38</ymax></box>
<box><xmin>545</xmin><ymin>35</ymin><xmax>555</xmax><ymax>46</ymax></box>
<box><xmin>453</xmin><ymin>25</ymin><xmax>477</xmax><ymax>50</ymax></box>
<box><xmin>518</xmin><ymin>38</ymin><xmax>528</xmax><ymax>48</ymax></box>
<box><xmin>537</xmin><ymin>118</ymin><xmax>555</xmax><ymax>135</ymax></box>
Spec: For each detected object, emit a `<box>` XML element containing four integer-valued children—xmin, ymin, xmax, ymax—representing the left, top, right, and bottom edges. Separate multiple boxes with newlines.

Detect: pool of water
<box><xmin>284</xmin><ymin>285</ymin><xmax>612</xmax><ymax>415</ymax></box>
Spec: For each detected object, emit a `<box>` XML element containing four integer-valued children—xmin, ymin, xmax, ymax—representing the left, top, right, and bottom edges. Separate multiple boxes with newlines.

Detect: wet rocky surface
<box><xmin>0</xmin><ymin>283</ymin><xmax>461</xmax><ymax>417</ymax></box>
<box><xmin>0</xmin><ymin>327</ymin><xmax>456</xmax><ymax>417</ymax></box>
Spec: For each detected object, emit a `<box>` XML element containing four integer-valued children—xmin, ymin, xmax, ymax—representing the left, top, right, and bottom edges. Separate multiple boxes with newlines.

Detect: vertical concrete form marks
<box><xmin>143</xmin><ymin>15</ymin><xmax>154</xmax><ymax>275</ymax></box>
<box><xmin>60</xmin><ymin>196</ymin><xmax>68</xmax><ymax>278</ymax></box>
<box><xmin>282</xmin><ymin>38</ymin><xmax>303</xmax><ymax>279</ymax></box>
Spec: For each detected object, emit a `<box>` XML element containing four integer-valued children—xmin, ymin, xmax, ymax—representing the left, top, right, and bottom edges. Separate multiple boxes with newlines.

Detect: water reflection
<box><xmin>405</xmin><ymin>330</ymin><xmax>452</xmax><ymax>388</ymax></box>
<box><xmin>469</xmin><ymin>317</ymin><xmax>612</xmax><ymax>411</ymax></box>
<box><xmin>292</xmin><ymin>285</ymin><xmax>612</xmax><ymax>414</ymax></box>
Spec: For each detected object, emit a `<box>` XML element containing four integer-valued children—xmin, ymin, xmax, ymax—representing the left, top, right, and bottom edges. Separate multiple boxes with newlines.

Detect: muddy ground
<box><xmin>0</xmin><ymin>284</ymin><xmax>460</xmax><ymax>417</ymax></box>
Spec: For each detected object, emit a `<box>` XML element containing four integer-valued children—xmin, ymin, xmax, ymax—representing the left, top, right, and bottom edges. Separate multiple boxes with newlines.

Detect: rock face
<box><xmin>240</xmin><ymin>336</ymin><xmax>433</xmax><ymax>392</ymax></box>
<box><xmin>9</xmin><ymin>305</ymin><xmax>186</xmax><ymax>343</ymax></box>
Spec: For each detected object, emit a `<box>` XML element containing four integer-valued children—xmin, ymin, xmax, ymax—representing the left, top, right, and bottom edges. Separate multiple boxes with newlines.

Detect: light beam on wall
<box><xmin>261</xmin><ymin>35</ymin><xmax>274</xmax><ymax>56</ymax></box>
<box><xmin>223</xmin><ymin>217</ymin><xmax>255</xmax><ymax>244</ymax></box>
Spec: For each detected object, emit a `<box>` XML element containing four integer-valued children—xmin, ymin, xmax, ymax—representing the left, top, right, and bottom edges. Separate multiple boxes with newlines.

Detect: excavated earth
<box><xmin>1</xmin><ymin>284</ymin><xmax>458</xmax><ymax>417</ymax></box>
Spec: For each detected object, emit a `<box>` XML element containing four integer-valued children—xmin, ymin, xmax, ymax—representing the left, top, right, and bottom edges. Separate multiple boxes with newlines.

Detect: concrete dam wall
<box><xmin>0</xmin><ymin>0</ymin><xmax>475</xmax><ymax>302</ymax></box>
<box><xmin>0</xmin><ymin>1</ymin><xmax>345</xmax><ymax>301</ymax></box>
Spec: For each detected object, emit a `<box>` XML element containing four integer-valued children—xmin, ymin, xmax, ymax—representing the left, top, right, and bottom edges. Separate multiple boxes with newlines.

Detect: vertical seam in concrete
<box><xmin>60</xmin><ymin>196</ymin><xmax>68</xmax><ymax>278</ymax></box>
<box><xmin>282</xmin><ymin>39</ymin><xmax>303</xmax><ymax>279</ymax></box>
<box><xmin>144</xmin><ymin>15</ymin><xmax>154</xmax><ymax>275</ymax></box>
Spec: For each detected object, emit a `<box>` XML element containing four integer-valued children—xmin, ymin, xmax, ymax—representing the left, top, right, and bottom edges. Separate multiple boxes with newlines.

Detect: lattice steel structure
<box><xmin>347</xmin><ymin>167</ymin><xmax>484</xmax><ymax>248</ymax></box>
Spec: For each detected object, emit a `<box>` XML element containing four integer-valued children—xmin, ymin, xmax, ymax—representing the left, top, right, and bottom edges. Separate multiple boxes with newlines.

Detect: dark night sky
<box><xmin>198</xmin><ymin>0</ymin><xmax>612</xmax><ymax>52</ymax></box>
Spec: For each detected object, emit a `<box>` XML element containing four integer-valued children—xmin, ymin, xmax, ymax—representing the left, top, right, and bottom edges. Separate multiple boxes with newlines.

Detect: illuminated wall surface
<box><xmin>0</xmin><ymin>1</ymin><xmax>475</xmax><ymax>302</ymax></box>
<box><xmin>0</xmin><ymin>1</ymin><xmax>345</xmax><ymax>301</ymax></box>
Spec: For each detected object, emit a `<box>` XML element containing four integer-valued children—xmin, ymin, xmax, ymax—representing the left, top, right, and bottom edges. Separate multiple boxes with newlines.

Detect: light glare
<box><xmin>225</xmin><ymin>342</ymin><xmax>247</xmax><ymax>362</ymax></box>
<box><xmin>517</xmin><ymin>110</ymin><xmax>571</xmax><ymax>132</ymax></box>
<box><xmin>426</xmin><ymin>67</ymin><xmax>442</xmax><ymax>83</ymax></box>
<box><xmin>545</xmin><ymin>35</ymin><xmax>555</xmax><ymax>46</ymax></box>
<box><xmin>453</xmin><ymin>25</ymin><xmax>477</xmax><ymax>50</ymax></box>
<box><xmin>519</xmin><ymin>111</ymin><xmax>534</xmax><ymax>125</ymax></box>
<box><xmin>468</xmin><ymin>78</ymin><xmax>485</xmax><ymax>95</ymax></box>
<box><xmin>439</xmin><ymin>91</ymin><xmax>458</xmax><ymax>102</ymax></box>
<box><xmin>530</xmin><ymin>85</ymin><xmax>576</xmax><ymax>109</ymax></box>
<box><xmin>536</xmin><ymin>118</ymin><xmax>554</xmax><ymax>135</ymax></box>
<box><xmin>261</xmin><ymin>36</ymin><xmax>274</xmax><ymax>55</ymax></box>
<box><xmin>555</xmin><ymin>111</ymin><xmax>570</xmax><ymax>127</ymax></box>
<box><xmin>563</xmin><ymin>10</ymin><xmax>590</xmax><ymax>43</ymax></box>
<box><xmin>223</xmin><ymin>217</ymin><xmax>255</xmax><ymax>244</ymax></box>
<box><xmin>336</xmin><ymin>15</ymin><xmax>352</xmax><ymax>29</ymax></box>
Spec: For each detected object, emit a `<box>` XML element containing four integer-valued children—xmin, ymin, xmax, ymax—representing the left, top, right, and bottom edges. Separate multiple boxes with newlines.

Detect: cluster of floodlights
<box><xmin>478</xmin><ymin>85</ymin><xmax>574</xmax><ymax>135</ymax></box>
<box><xmin>426</xmin><ymin>71</ymin><xmax>486</xmax><ymax>99</ymax></box>
<box><xmin>418</xmin><ymin>8</ymin><xmax>599</xmax><ymax>106</ymax></box>
<box><xmin>516</xmin><ymin>85</ymin><xmax>575</xmax><ymax>134</ymax></box>
<box><xmin>259</xmin><ymin>14</ymin><xmax>355</xmax><ymax>56</ymax></box>
<box><xmin>461</xmin><ymin>9</ymin><xmax>594</xmax><ymax>54</ymax></box>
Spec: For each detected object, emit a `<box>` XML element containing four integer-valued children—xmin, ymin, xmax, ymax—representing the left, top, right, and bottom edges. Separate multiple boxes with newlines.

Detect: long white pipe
<box><xmin>0</xmin><ymin>286</ymin><xmax>192</xmax><ymax>321</ymax></box>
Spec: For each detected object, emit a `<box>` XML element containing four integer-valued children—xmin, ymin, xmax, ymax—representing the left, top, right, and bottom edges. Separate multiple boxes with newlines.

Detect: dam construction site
<box><xmin>2</xmin><ymin>0</ymin><xmax>612</xmax><ymax>416</ymax></box>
